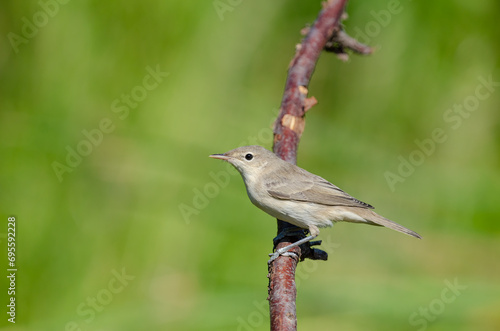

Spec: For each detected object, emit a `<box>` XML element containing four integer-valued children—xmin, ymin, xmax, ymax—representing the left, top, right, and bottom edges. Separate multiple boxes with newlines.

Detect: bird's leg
<box><xmin>268</xmin><ymin>225</ymin><xmax>319</xmax><ymax>264</ymax></box>
<box><xmin>268</xmin><ymin>235</ymin><xmax>318</xmax><ymax>263</ymax></box>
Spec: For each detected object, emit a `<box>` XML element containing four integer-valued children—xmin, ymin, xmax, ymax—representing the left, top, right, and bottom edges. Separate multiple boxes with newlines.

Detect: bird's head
<box><xmin>209</xmin><ymin>145</ymin><xmax>275</xmax><ymax>180</ymax></box>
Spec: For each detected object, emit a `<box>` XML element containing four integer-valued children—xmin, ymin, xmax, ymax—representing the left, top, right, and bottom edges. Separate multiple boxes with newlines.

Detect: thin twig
<box><xmin>268</xmin><ymin>0</ymin><xmax>370</xmax><ymax>330</ymax></box>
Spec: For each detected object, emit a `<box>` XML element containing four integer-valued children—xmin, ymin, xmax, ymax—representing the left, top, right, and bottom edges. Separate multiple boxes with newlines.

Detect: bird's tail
<box><xmin>362</xmin><ymin>209</ymin><xmax>422</xmax><ymax>239</ymax></box>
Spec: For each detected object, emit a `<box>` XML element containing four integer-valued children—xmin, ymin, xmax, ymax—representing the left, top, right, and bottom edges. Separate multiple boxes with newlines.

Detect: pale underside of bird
<box><xmin>210</xmin><ymin>145</ymin><xmax>421</xmax><ymax>262</ymax></box>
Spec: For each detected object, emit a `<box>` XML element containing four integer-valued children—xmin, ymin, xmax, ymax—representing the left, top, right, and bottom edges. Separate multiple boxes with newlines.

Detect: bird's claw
<box><xmin>267</xmin><ymin>252</ymin><xmax>280</xmax><ymax>264</ymax></box>
<box><xmin>267</xmin><ymin>250</ymin><xmax>298</xmax><ymax>264</ymax></box>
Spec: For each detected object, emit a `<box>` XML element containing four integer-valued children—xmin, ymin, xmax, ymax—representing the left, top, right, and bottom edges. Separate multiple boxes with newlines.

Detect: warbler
<box><xmin>210</xmin><ymin>145</ymin><xmax>421</xmax><ymax>262</ymax></box>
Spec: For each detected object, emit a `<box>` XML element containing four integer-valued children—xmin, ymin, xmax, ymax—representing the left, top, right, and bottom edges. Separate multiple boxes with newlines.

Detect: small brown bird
<box><xmin>210</xmin><ymin>145</ymin><xmax>421</xmax><ymax>262</ymax></box>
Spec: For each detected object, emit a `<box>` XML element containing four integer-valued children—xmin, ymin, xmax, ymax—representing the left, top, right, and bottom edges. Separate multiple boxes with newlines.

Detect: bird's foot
<box><xmin>268</xmin><ymin>234</ymin><xmax>318</xmax><ymax>264</ymax></box>
<box><xmin>268</xmin><ymin>250</ymin><xmax>298</xmax><ymax>264</ymax></box>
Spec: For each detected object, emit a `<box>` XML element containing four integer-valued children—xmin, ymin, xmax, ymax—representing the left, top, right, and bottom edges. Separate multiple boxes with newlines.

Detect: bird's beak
<box><xmin>209</xmin><ymin>153</ymin><xmax>230</xmax><ymax>161</ymax></box>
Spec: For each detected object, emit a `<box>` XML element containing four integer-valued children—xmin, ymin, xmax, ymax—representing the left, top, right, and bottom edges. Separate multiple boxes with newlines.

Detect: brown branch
<box><xmin>325</xmin><ymin>30</ymin><xmax>373</xmax><ymax>61</ymax></box>
<box><xmin>268</xmin><ymin>0</ymin><xmax>370</xmax><ymax>330</ymax></box>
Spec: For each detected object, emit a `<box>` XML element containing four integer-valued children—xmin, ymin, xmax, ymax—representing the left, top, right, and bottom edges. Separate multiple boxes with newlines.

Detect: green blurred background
<box><xmin>1</xmin><ymin>0</ymin><xmax>499</xmax><ymax>330</ymax></box>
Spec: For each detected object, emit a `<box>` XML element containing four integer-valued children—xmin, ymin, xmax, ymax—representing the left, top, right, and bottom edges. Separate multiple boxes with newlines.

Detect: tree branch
<box><xmin>268</xmin><ymin>1</ymin><xmax>371</xmax><ymax>329</ymax></box>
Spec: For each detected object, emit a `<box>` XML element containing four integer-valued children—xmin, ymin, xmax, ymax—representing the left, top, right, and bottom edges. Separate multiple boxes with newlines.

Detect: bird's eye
<box><xmin>245</xmin><ymin>153</ymin><xmax>253</xmax><ymax>161</ymax></box>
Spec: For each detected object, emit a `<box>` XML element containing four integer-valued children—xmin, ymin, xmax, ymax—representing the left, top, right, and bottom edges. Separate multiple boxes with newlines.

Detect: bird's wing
<box><xmin>266</xmin><ymin>168</ymin><xmax>374</xmax><ymax>209</ymax></box>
